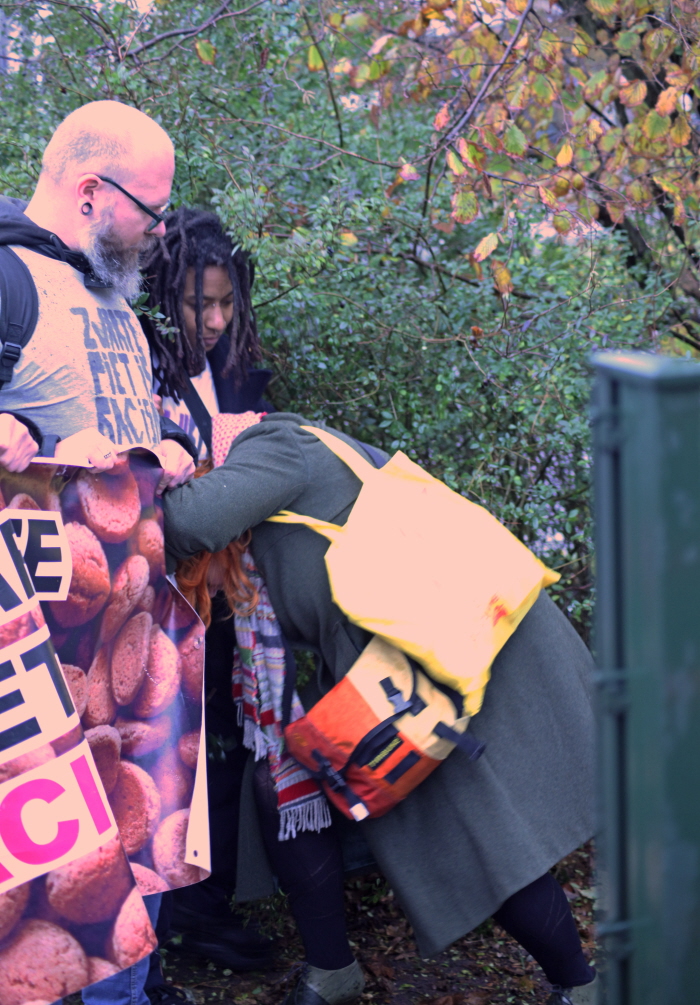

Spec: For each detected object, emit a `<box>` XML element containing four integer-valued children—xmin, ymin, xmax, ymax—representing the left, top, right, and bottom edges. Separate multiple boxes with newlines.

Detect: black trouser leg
<box><xmin>252</xmin><ymin>759</ymin><xmax>354</xmax><ymax>971</ymax></box>
<box><xmin>493</xmin><ymin>871</ymin><xmax>595</xmax><ymax>988</ymax></box>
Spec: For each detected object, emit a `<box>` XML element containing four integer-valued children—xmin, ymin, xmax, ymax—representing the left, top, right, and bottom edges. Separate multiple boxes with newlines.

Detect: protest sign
<box><xmin>0</xmin><ymin>451</ymin><xmax>209</xmax><ymax>1005</ymax></box>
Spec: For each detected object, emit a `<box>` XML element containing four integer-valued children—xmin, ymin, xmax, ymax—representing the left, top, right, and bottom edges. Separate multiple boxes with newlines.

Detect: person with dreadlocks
<box><xmin>136</xmin><ymin>208</ymin><xmax>277</xmax><ymax>995</ymax></box>
<box><xmin>140</xmin><ymin>206</ymin><xmax>272</xmax><ymax>460</ymax></box>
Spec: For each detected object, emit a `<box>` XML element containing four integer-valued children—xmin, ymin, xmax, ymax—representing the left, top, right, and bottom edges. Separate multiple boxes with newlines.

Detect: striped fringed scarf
<box><xmin>232</xmin><ymin>551</ymin><xmax>331</xmax><ymax>840</ymax></box>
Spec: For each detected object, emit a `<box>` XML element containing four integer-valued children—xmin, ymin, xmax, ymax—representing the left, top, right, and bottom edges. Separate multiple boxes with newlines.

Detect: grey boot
<box><xmin>282</xmin><ymin>961</ymin><xmax>365</xmax><ymax>1005</ymax></box>
<box><xmin>547</xmin><ymin>972</ymin><xmax>600</xmax><ymax>1005</ymax></box>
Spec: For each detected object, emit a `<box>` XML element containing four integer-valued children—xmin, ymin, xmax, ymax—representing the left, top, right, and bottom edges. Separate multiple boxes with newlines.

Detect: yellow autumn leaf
<box><xmin>538</xmin><ymin>186</ymin><xmax>558</xmax><ymax>209</ymax></box>
<box><xmin>670</xmin><ymin>116</ymin><xmax>691</xmax><ymax>147</ymax></box>
<box><xmin>454</xmin><ymin>0</ymin><xmax>476</xmax><ymax>28</ymax></box>
<box><xmin>333</xmin><ymin>58</ymin><xmax>352</xmax><ymax>75</ymax></box>
<box><xmin>433</xmin><ymin>103</ymin><xmax>450</xmax><ymax>131</ymax></box>
<box><xmin>473</xmin><ymin>232</ymin><xmax>499</xmax><ymax>263</ymax></box>
<box><xmin>643</xmin><ymin>109</ymin><xmax>670</xmax><ymax>140</ymax></box>
<box><xmin>339</xmin><ymin>231</ymin><xmax>358</xmax><ymax>246</ymax></box>
<box><xmin>666</xmin><ymin>66</ymin><xmax>692</xmax><ymax>88</ymax></box>
<box><xmin>368</xmin><ymin>34</ymin><xmax>392</xmax><ymax>57</ymax></box>
<box><xmin>399</xmin><ymin>163</ymin><xmax>420</xmax><ymax>181</ymax></box>
<box><xmin>656</xmin><ymin>86</ymin><xmax>679</xmax><ymax>117</ymax></box>
<box><xmin>588</xmin><ymin>0</ymin><xmax>619</xmax><ymax>14</ymax></box>
<box><xmin>673</xmin><ymin>197</ymin><xmax>686</xmax><ymax>227</ymax></box>
<box><xmin>619</xmin><ymin>79</ymin><xmax>647</xmax><ymax>107</ymax></box>
<box><xmin>556</xmin><ymin>140</ymin><xmax>573</xmax><ymax>168</ymax></box>
<box><xmin>451</xmin><ymin>190</ymin><xmax>479</xmax><ymax>224</ymax></box>
<box><xmin>491</xmin><ymin>259</ymin><xmax>513</xmax><ymax>297</ymax></box>
<box><xmin>468</xmin><ymin>254</ymin><xmax>483</xmax><ymax>281</ymax></box>
<box><xmin>553</xmin><ymin>211</ymin><xmax>574</xmax><ymax>234</ymax></box>
<box><xmin>587</xmin><ymin>119</ymin><xmax>603</xmax><ymax>143</ymax></box>
<box><xmin>307</xmin><ymin>45</ymin><xmax>324</xmax><ymax>72</ymax></box>
<box><xmin>446</xmin><ymin>150</ymin><xmax>467</xmax><ymax>175</ymax></box>
<box><xmin>605</xmin><ymin>201</ymin><xmax>625</xmax><ymax>224</ymax></box>
<box><xmin>345</xmin><ymin>11</ymin><xmax>369</xmax><ymax>30</ymax></box>
<box><xmin>195</xmin><ymin>39</ymin><xmax>216</xmax><ymax>65</ymax></box>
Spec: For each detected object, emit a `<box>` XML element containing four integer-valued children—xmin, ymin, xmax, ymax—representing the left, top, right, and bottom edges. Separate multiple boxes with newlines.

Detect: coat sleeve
<box><xmin>162</xmin><ymin>423</ymin><xmax>309</xmax><ymax>559</ymax></box>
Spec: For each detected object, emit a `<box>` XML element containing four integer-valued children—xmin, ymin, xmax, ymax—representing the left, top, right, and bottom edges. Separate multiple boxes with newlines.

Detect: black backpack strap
<box><xmin>353</xmin><ymin>437</ymin><xmax>388</xmax><ymax>469</ymax></box>
<box><xmin>0</xmin><ymin>246</ymin><xmax>38</xmax><ymax>389</ymax></box>
<box><xmin>160</xmin><ymin>415</ymin><xmax>198</xmax><ymax>463</ymax></box>
<box><xmin>281</xmin><ymin>634</ymin><xmax>298</xmax><ymax>730</ymax></box>
<box><xmin>180</xmin><ymin>373</ymin><xmax>213</xmax><ymax>455</ymax></box>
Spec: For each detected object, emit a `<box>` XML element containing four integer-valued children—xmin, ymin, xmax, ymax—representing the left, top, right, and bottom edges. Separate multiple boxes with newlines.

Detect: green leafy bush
<box><xmin>1</xmin><ymin>0</ymin><xmax>684</xmax><ymax>637</ymax></box>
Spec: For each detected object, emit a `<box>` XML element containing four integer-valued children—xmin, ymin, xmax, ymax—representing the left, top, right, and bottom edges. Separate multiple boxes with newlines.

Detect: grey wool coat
<box><xmin>163</xmin><ymin>413</ymin><xmax>596</xmax><ymax>957</ymax></box>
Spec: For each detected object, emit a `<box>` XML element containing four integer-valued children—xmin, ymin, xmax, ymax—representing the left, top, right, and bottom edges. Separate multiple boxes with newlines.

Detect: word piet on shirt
<box><xmin>0</xmin><ymin>509</ymin><xmax>117</xmax><ymax>893</ymax></box>
<box><xmin>76</xmin><ymin>305</ymin><xmax>161</xmax><ymax>447</ymax></box>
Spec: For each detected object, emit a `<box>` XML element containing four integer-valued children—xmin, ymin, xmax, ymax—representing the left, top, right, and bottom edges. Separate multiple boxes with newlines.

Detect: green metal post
<box><xmin>593</xmin><ymin>351</ymin><xmax>700</xmax><ymax>1005</ymax></box>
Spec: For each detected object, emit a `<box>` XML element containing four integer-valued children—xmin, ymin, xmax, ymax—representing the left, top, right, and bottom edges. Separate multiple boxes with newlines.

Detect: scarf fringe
<box><xmin>242</xmin><ymin>714</ymin><xmax>271</xmax><ymax>762</ymax></box>
<box><xmin>279</xmin><ymin>796</ymin><xmax>332</xmax><ymax>841</ymax></box>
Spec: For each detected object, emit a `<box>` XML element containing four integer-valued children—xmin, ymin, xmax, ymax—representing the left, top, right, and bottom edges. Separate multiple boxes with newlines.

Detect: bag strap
<box><xmin>180</xmin><ymin>373</ymin><xmax>213</xmax><ymax>454</ymax></box>
<box><xmin>280</xmin><ymin>633</ymin><xmax>298</xmax><ymax>730</ymax></box>
<box><xmin>0</xmin><ymin>246</ymin><xmax>39</xmax><ymax>390</ymax></box>
<box><xmin>354</xmin><ymin>438</ymin><xmax>388</xmax><ymax>469</ymax></box>
<box><xmin>267</xmin><ymin>509</ymin><xmax>344</xmax><ymax>542</ymax></box>
<box><xmin>433</xmin><ymin>721</ymin><xmax>485</xmax><ymax>761</ymax></box>
<box><xmin>267</xmin><ymin>428</ymin><xmax>386</xmax><ymax>535</ymax></box>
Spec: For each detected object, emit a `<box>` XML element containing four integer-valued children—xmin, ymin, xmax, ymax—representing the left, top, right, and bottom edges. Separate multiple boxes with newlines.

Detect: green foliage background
<box><xmin>0</xmin><ymin>0</ymin><xmax>684</xmax><ymax>637</ymax></box>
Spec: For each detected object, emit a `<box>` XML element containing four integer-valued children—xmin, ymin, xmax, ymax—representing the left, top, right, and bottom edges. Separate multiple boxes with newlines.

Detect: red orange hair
<box><xmin>174</xmin><ymin>460</ymin><xmax>259</xmax><ymax>628</ymax></box>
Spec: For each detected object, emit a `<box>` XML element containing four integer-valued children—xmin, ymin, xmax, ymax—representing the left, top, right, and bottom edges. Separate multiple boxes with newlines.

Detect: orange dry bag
<box><xmin>284</xmin><ymin>637</ymin><xmax>484</xmax><ymax>821</ymax></box>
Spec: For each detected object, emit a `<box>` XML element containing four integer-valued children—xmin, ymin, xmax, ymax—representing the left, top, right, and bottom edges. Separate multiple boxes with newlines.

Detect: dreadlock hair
<box><xmin>175</xmin><ymin>459</ymin><xmax>259</xmax><ymax>628</ymax></box>
<box><xmin>140</xmin><ymin>207</ymin><xmax>261</xmax><ymax>402</ymax></box>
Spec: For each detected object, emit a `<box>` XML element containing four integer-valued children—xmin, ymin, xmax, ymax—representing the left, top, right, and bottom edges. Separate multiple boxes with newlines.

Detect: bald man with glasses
<box><xmin>0</xmin><ymin>100</ymin><xmax>194</xmax><ymax>488</ymax></box>
<box><xmin>0</xmin><ymin>101</ymin><xmax>197</xmax><ymax>1005</ymax></box>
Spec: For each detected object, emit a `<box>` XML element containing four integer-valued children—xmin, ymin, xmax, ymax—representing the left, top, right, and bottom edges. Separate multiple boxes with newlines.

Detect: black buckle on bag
<box><xmin>0</xmin><ymin>341</ymin><xmax>22</xmax><ymax>366</ymax></box>
<box><xmin>311</xmin><ymin>750</ymin><xmax>369</xmax><ymax>821</ymax></box>
<box><xmin>380</xmin><ymin>675</ymin><xmax>426</xmax><ymax>716</ymax></box>
<box><xmin>312</xmin><ymin>750</ymin><xmax>347</xmax><ymax>792</ymax></box>
<box><xmin>380</xmin><ymin>677</ymin><xmax>413</xmax><ymax>715</ymax></box>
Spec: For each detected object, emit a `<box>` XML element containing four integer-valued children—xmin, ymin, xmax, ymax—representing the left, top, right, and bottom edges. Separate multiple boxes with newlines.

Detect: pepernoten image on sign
<box><xmin>0</xmin><ymin>451</ymin><xmax>209</xmax><ymax>1005</ymax></box>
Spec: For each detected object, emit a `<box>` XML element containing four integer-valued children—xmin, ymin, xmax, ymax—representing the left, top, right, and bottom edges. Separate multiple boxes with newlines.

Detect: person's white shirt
<box><xmin>160</xmin><ymin>358</ymin><xmax>219</xmax><ymax>461</ymax></box>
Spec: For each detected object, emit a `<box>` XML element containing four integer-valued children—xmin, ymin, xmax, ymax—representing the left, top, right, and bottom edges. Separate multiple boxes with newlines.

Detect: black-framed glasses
<box><xmin>97</xmin><ymin>175</ymin><xmax>170</xmax><ymax>232</ymax></box>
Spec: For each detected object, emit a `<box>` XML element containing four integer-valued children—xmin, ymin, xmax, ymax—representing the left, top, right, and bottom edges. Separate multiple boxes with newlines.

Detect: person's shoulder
<box><xmin>248</xmin><ymin>414</ymin><xmax>388</xmax><ymax>461</ymax></box>
<box><xmin>251</xmin><ymin>413</ymin><xmax>352</xmax><ymax>445</ymax></box>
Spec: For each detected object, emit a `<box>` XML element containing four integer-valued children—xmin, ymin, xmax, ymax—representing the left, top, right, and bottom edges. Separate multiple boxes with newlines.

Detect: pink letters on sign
<box><xmin>70</xmin><ymin>754</ymin><xmax>111</xmax><ymax>835</ymax></box>
<box><xmin>0</xmin><ymin>777</ymin><xmax>79</xmax><ymax>864</ymax></box>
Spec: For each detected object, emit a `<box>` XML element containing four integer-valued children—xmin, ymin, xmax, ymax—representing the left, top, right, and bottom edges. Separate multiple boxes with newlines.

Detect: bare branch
<box><xmin>127</xmin><ymin>0</ymin><xmax>269</xmax><ymax>59</ymax></box>
<box><xmin>220</xmin><ymin>116</ymin><xmax>399</xmax><ymax>168</ymax></box>
<box><xmin>302</xmin><ymin>11</ymin><xmax>344</xmax><ymax>149</ymax></box>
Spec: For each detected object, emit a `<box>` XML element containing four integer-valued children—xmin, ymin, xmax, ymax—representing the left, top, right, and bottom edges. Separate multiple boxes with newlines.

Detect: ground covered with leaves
<box><xmin>160</xmin><ymin>843</ymin><xmax>596</xmax><ymax>1005</ymax></box>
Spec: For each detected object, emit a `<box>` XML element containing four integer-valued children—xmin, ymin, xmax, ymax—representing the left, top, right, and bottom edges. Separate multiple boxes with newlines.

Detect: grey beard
<box><xmin>83</xmin><ymin>222</ymin><xmax>155</xmax><ymax>301</ymax></box>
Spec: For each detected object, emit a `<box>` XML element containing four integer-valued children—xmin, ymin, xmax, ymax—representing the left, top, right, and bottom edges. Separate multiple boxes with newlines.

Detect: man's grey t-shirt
<box><xmin>1</xmin><ymin>247</ymin><xmax>160</xmax><ymax>448</ymax></box>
